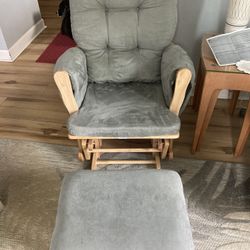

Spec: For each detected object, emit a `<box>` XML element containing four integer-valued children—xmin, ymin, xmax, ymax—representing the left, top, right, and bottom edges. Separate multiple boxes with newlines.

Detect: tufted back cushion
<box><xmin>70</xmin><ymin>0</ymin><xmax>177</xmax><ymax>83</ymax></box>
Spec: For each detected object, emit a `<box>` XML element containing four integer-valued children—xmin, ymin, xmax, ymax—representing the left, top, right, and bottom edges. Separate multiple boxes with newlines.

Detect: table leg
<box><xmin>192</xmin><ymin>74</ymin><xmax>218</xmax><ymax>153</ymax></box>
<box><xmin>196</xmin><ymin>89</ymin><xmax>220</xmax><ymax>151</ymax></box>
<box><xmin>192</xmin><ymin>60</ymin><xmax>204</xmax><ymax>111</ymax></box>
<box><xmin>229</xmin><ymin>90</ymin><xmax>240</xmax><ymax>115</ymax></box>
<box><xmin>234</xmin><ymin>99</ymin><xmax>250</xmax><ymax>157</ymax></box>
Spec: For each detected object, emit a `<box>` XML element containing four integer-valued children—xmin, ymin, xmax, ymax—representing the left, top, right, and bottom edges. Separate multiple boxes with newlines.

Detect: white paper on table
<box><xmin>206</xmin><ymin>28</ymin><xmax>250</xmax><ymax>66</ymax></box>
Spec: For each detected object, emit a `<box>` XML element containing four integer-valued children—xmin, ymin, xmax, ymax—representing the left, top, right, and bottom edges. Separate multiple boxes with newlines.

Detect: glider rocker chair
<box><xmin>54</xmin><ymin>0</ymin><xmax>195</xmax><ymax>170</ymax></box>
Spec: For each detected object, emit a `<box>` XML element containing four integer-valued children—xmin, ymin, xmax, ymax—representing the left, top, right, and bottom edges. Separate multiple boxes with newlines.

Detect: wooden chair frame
<box><xmin>54</xmin><ymin>68</ymin><xmax>192</xmax><ymax>170</ymax></box>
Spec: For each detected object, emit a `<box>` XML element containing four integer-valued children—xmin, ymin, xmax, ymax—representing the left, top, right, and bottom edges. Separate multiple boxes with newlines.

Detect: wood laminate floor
<box><xmin>0</xmin><ymin>0</ymin><xmax>249</xmax><ymax>164</ymax></box>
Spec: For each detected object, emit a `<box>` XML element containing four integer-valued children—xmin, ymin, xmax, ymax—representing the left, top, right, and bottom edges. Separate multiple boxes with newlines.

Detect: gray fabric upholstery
<box><xmin>54</xmin><ymin>47</ymin><xmax>88</xmax><ymax>108</ymax></box>
<box><xmin>50</xmin><ymin>170</ymin><xmax>194</xmax><ymax>250</ymax></box>
<box><xmin>68</xmin><ymin>82</ymin><xmax>180</xmax><ymax>137</ymax></box>
<box><xmin>54</xmin><ymin>0</ymin><xmax>196</xmax><ymax>137</ymax></box>
<box><xmin>70</xmin><ymin>0</ymin><xmax>177</xmax><ymax>83</ymax></box>
<box><xmin>161</xmin><ymin>44</ymin><xmax>195</xmax><ymax>113</ymax></box>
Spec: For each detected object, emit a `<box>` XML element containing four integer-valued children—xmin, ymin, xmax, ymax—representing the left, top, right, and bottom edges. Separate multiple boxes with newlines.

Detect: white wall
<box><xmin>0</xmin><ymin>0</ymin><xmax>42</xmax><ymax>49</ymax></box>
<box><xmin>175</xmin><ymin>0</ymin><xmax>230</xmax><ymax>65</ymax></box>
<box><xmin>0</xmin><ymin>0</ymin><xmax>45</xmax><ymax>61</ymax></box>
<box><xmin>175</xmin><ymin>0</ymin><xmax>250</xmax><ymax>99</ymax></box>
<box><xmin>0</xmin><ymin>28</ymin><xmax>7</xmax><ymax>50</ymax></box>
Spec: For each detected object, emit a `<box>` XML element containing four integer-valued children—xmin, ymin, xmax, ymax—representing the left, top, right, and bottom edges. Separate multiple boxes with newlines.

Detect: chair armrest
<box><xmin>161</xmin><ymin>44</ymin><xmax>195</xmax><ymax>115</ymax></box>
<box><xmin>54</xmin><ymin>47</ymin><xmax>88</xmax><ymax>114</ymax></box>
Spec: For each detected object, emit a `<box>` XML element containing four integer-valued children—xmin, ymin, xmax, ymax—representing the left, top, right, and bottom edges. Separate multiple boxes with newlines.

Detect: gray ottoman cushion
<box><xmin>68</xmin><ymin>82</ymin><xmax>180</xmax><ymax>138</ymax></box>
<box><xmin>50</xmin><ymin>170</ymin><xmax>193</xmax><ymax>250</ymax></box>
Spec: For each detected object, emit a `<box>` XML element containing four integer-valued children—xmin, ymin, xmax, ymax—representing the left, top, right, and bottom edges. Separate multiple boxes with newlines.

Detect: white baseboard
<box><xmin>218</xmin><ymin>89</ymin><xmax>249</xmax><ymax>100</ymax></box>
<box><xmin>0</xmin><ymin>50</ymin><xmax>12</xmax><ymax>62</ymax></box>
<box><xmin>0</xmin><ymin>19</ymin><xmax>46</xmax><ymax>62</ymax></box>
<box><xmin>218</xmin><ymin>89</ymin><xmax>230</xmax><ymax>99</ymax></box>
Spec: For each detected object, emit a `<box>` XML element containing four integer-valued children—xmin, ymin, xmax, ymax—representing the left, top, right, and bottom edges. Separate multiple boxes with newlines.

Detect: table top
<box><xmin>202</xmin><ymin>34</ymin><xmax>245</xmax><ymax>74</ymax></box>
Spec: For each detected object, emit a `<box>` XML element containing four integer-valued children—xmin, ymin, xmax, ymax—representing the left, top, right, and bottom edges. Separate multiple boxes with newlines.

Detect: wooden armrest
<box><xmin>54</xmin><ymin>71</ymin><xmax>78</xmax><ymax>114</ymax></box>
<box><xmin>170</xmin><ymin>68</ymin><xmax>192</xmax><ymax>115</ymax></box>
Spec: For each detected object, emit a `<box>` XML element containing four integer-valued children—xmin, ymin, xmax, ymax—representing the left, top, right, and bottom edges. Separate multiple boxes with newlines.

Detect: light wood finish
<box><xmin>234</xmin><ymin>99</ymin><xmax>250</xmax><ymax>156</ymax></box>
<box><xmin>78</xmin><ymin>139</ymin><xmax>165</xmax><ymax>170</ymax></box>
<box><xmin>192</xmin><ymin>35</ymin><xmax>250</xmax><ymax>156</ymax></box>
<box><xmin>75</xmin><ymin>138</ymin><xmax>177</xmax><ymax>170</ymax></box>
<box><xmin>95</xmin><ymin>139</ymin><xmax>102</xmax><ymax>158</ymax></box>
<box><xmin>77</xmin><ymin>139</ymin><xmax>85</xmax><ymax>161</ymax></box>
<box><xmin>155</xmin><ymin>153</ymin><xmax>161</xmax><ymax>170</ymax></box>
<box><xmin>0</xmin><ymin>1</ymin><xmax>249</xmax><ymax>164</ymax></box>
<box><xmin>89</xmin><ymin>148</ymin><xmax>161</xmax><ymax>153</ymax></box>
<box><xmin>54</xmin><ymin>71</ymin><xmax>78</xmax><ymax>114</ymax></box>
<box><xmin>68</xmin><ymin>134</ymin><xmax>180</xmax><ymax>140</ymax></box>
<box><xmin>77</xmin><ymin>151</ymin><xmax>84</xmax><ymax>161</ymax></box>
<box><xmin>91</xmin><ymin>152</ymin><xmax>98</xmax><ymax>171</ymax></box>
<box><xmin>161</xmin><ymin>139</ymin><xmax>170</xmax><ymax>159</ymax></box>
<box><xmin>168</xmin><ymin>140</ymin><xmax>174</xmax><ymax>160</ymax></box>
<box><xmin>81</xmin><ymin>139</ymin><xmax>91</xmax><ymax>160</ymax></box>
<box><xmin>170</xmin><ymin>68</ymin><xmax>192</xmax><ymax>115</ymax></box>
<box><xmin>96</xmin><ymin>160</ymin><xmax>156</xmax><ymax>165</ymax></box>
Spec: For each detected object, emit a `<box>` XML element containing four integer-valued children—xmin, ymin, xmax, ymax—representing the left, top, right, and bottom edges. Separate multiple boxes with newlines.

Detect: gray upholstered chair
<box><xmin>54</xmin><ymin>0</ymin><xmax>195</xmax><ymax>170</ymax></box>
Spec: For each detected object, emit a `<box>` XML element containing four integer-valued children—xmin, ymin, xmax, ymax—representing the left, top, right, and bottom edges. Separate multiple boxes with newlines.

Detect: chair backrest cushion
<box><xmin>70</xmin><ymin>0</ymin><xmax>177</xmax><ymax>83</ymax></box>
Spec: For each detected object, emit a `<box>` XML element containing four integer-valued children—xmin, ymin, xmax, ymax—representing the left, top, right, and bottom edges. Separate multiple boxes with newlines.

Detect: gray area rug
<box><xmin>0</xmin><ymin>139</ymin><xmax>249</xmax><ymax>250</ymax></box>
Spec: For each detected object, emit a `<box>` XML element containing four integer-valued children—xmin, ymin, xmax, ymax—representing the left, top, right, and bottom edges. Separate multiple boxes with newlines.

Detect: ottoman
<box><xmin>50</xmin><ymin>170</ymin><xmax>194</xmax><ymax>250</ymax></box>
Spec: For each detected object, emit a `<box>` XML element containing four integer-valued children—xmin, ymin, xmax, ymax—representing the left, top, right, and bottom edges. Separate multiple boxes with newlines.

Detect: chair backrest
<box><xmin>70</xmin><ymin>0</ymin><xmax>177</xmax><ymax>83</ymax></box>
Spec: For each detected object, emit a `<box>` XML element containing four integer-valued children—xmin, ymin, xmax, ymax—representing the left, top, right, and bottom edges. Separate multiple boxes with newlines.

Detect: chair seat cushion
<box><xmin>68</xmin><ymin>82</ymin><xmax>180</xmax><ymax>137</ymax></box>
<box><xmin>50</xmin><ymin>170</ymin><xmax>194</xmax><ymax>250</ymax></box>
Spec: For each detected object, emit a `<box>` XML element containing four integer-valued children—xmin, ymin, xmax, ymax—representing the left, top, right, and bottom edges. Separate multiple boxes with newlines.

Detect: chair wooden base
<box><xmin>75</xmin><ymin>138</ymin><xmax>174</xmax><ymax>170</ymax></box>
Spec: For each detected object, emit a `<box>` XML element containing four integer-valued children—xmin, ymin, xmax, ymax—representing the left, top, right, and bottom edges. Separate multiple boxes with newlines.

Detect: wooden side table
<box><xmin>192</xmin><ymin>35</ymin><xmax>250</xmax><ymax>156</ymax></box>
